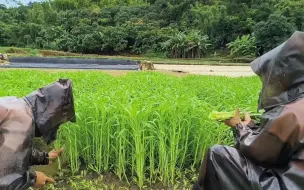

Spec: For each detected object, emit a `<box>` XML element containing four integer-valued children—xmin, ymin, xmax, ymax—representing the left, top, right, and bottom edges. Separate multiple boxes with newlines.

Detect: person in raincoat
<box><xmin>0</xmin><ymin>79</ymin><xmax>76</xmax><ymax>190</ymax></box>
<box><xmin>193</xmin><ymin>31</ymin><xmax>304</xmax><ymax>190</ymax></box>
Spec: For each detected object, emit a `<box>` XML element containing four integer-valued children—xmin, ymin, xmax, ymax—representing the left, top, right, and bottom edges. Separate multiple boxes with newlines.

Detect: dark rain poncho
<box><xmin>0</xmin><ymin>79</ymin><xmax>76</xmax><ymax>190</ymax></box>
<box><xmin>193</xmin><ymin>31</ymin><xmax>304</xmax><ymax>190</ymax></box>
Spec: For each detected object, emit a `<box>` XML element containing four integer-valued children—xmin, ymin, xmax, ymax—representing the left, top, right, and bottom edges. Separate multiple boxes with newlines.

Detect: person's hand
<box><xmin>32</xmin><ymin>171</ymin><xmax>55</xmax><ymax>189</ymax></box>
<box><xmin>48</xmin><ymin>148</ymin><xmax>64</xmax><ymax>164</ymax></box>
<box><xmin>224</xmin><ymin>108</ymin><xmax>251</xmax><ymax>128</ymax></box>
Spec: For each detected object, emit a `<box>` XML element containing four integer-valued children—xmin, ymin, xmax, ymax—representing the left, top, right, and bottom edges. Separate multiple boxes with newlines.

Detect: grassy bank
<box><xmin>0</xmin><ymin>70</ymin><xmax>260</xmax><ymax>189</ymax></box>
<box><xmin>0</xmin><ymin>47</ymin><xmax>251</xmax><ymax>66</ymax></box>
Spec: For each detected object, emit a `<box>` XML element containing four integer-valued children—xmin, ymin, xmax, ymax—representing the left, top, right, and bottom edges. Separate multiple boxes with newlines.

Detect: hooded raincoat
<box><xmin>0</xmin><ymin>79</ymin><xmax>76</xmax><ymax>190</ymax></box>
<box><xmin>193</xmin><ymin>31</ymin><xmax>304</xmax><ymax>190</ymax></box>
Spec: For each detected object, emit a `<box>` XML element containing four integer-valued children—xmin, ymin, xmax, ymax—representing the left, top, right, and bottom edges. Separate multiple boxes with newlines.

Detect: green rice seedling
<box><xmin>209</xmin><ymin>110</ymin><xmax>263</xmax><ymax>121</ymax></box>
<box><xmin>0</xmin><ymin>70</ymin><xmax>261</xmax><ymax>188</ymax></box>
<box><xmin>54</xmin><ymin>135</ymin><xmax>63</xmax><ymax>176</ymax></box>
<box><xmin>65</xmin><ymin>124</ymin><xmax>80</xmax><ymax>174</ymax></box>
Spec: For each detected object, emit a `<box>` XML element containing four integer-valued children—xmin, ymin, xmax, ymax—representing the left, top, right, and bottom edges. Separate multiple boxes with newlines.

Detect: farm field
<box><xmin>0</xmin><ymin>70</ymin><xmax>261</xmax><ymax>189</ymax></box>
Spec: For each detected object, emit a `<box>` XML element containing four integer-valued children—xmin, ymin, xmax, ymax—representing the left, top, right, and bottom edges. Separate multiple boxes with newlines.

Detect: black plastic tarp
<box><xmin>2</xmin><ymin>57</ymin><xmax>140</xmax><ymax>70</ymax></box>
<box><xmin>0</xmin><ymin>63</ymin><xmax>139</xmax><ymax>70</ymax></box>
<box><xmin>9</xmin><ymin>57</ymin><xmax>139</xmax><ymax>65</ymax></box>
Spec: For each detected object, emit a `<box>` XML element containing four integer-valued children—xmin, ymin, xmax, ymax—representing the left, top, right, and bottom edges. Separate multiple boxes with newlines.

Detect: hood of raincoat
<box><xmin>251</xmin><ymin>31</ymin><xmax>304</xmax><ymax>111</ymax></box>
<box><xmin>24</xmin><ymin>79</ymin><xmax>76</xmax><ymax>144</ymax></box>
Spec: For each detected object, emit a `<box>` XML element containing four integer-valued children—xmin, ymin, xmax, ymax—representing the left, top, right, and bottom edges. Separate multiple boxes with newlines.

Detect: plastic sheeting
<box><xmin>0</xmin><ymin>63</ymin><xmax>139</xmax><ymax>70</ymax></box>
<box><xmin>9</xmin><ymin>57</ymin><xmax>139</xmax><ymax>65</ymax></box>
<box><xmin>0</xmin><ymin>79</ymin><xmax>76</xmax><ymax>189</ymax></box>
<box><xmin>0</xmin><ymin>57</ymin><xmax>140</xmax><ymax>70</ymax></box>
<box><xmin>193</xmin><ymin>31</ymin><xmax>304</xmax><ymax>190</ymax></box>
<box><xmin>251</xmin><ymin>31</ymin><xmax>304</xmax><ymax>111</ymax></box>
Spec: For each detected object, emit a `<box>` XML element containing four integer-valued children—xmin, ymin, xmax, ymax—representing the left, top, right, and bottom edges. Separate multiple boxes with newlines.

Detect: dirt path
<box><xmin>154</xmin><ymin>64</ymin><xmax>255</xmax><ymax>77</ymax></box>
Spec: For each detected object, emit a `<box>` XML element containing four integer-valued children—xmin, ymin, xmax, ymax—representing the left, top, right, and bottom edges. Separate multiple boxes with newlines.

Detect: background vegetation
<box><xmin>0</xmin><ymin>0</ymin><xmax>302</xmax><ymax>59</ymax></box>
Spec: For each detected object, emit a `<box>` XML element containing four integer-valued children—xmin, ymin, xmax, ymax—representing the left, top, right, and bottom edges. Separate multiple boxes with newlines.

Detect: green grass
<box><xmin>0</xmin><ymin>70</ymin><xmax>261</xmax><ymax>188</ymax></box>
<box><xmin>0</xmin><ymin>46</ymin><xmax>251</xmax><ymax>66</ymax></box>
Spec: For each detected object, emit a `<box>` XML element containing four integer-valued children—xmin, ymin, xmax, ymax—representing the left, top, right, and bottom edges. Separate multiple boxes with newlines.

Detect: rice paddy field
<box><xmin>0</xmin><ymin>70</ymin><xmax>261</xmax><ymax>189</ymax></box>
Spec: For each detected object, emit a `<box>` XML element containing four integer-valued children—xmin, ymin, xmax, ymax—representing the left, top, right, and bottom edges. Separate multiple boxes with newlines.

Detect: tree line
<box><xmin>0</xmin><ymin>0</ymin><xmax>303</xmax><ymax>58</ymax></box>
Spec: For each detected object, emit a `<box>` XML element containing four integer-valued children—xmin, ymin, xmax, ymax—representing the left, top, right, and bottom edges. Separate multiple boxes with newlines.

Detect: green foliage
<box><xmin>227</xmin><ymin>35</ymin><xmax>256</xmax><ymax>57</ymax></box>
<box><xmin>254</xmin><ymin>13</ymin><xmax>295</xmax><ymax>53</ymax></box>
<box><xmin>161</xmin><ymin>30</ymin><xmax>211</xmax><ymax>58</ymax></box>
<box><xmin>0</xmin><ymin>0</ymin><xmax>303</xmax><ymax>57</ymax></box>
<box><xmin>0</xmin><ymin>70</ymin><xmax>261</xmax><ymax>188</ymax></box>
<box><xmin>276</xmin><ymin>0</ymin><xmax>304</xmax><ymax>30</ymax></box>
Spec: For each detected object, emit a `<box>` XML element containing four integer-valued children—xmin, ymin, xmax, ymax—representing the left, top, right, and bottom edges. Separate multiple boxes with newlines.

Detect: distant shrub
<box><xmin>39</xmin><ymin>50</ymin><xmax>78</xmax><ymax>57</ymax></box>
<box><xmin>5</xmin><ymin>47</ymin><xmax>28</xmax><ymax>54</ymax></box>
<box><xmin>227</xmin><ymin>35</ymin><xmax>256</xmax><ymax>58</ymax></box>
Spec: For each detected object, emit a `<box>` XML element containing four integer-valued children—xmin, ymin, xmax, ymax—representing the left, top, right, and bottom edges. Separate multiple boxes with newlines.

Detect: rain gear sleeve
<box><xmin>30</xmin><ymin>149</ymin><xmax>49</xmax><ymax>166</ymax></box>
<box><xmin>193</xmin><ymin>31</ymin><xmax>304</xmax><ymax>190</ymax></box>
<box><xmin>0</xmin><ymin>79</ymin><xmax>76</xmax><ymax>190</ymax></box>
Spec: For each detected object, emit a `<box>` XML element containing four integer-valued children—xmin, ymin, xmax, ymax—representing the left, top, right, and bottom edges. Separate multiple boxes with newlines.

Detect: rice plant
<box><xmin>0</xmin><ymin>70</ymin><xmax>261</xmax><ymax>188</ymax></box>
